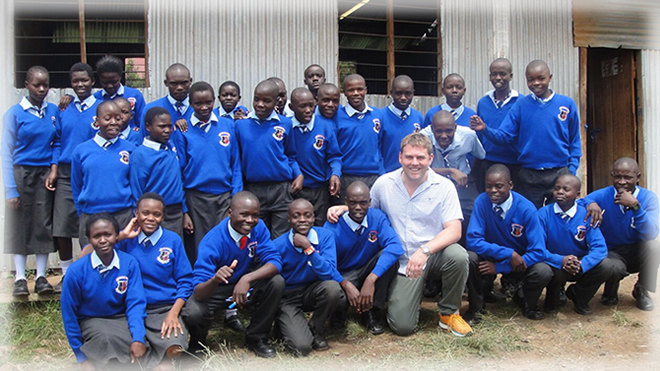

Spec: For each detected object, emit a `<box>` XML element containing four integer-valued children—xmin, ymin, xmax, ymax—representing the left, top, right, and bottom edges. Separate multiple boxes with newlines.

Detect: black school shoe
<box><xmin>309</xmin><ymin>325</ymin><xmax>329</xmax><ymax>351</ymax></box>
<box><xmin>246</xmin><ymin>338</ymin><xmax>276</xmax><ymax>358</ymax></box>
<box><xmin>54</xmin><ymin>276</ymin><xmax>64</xmax><ymax>293</ymax></box>
<box><xmin>632</xmin><ymin>285</ymin><xmax>654</xmax><ymax>311</ymax></box>
<box><xmin>463</xmin><ymin>308</ymin><xmax>486</xmax><ymax>326</ymax></box>
<box><xmin>12</xmin><ymin>279</ymin><xmax>29</xmax><ymax>296</ymax></box>
<box><xmin>224</xmin><ymin>314</ymin><xmax>247</xmax><ymax>333</ymax></box>
<box><xmin>566</xmin><ymin>285</ymin><xmax>592</xmax><ymax>315</ymax></box>
<box><xmin>523</xmin><ymin>308</ymin><xmax>545</xmax><ymax>320</ymax></box>
<box><xmin>35</xmin><ymin>276</ymin><xmax>54</xmax><ymax>295</ymax></box>
<box><xmin>362</xmin><ymin>309</ymin><xmax>385</xmax><ymax>335</ymax></box>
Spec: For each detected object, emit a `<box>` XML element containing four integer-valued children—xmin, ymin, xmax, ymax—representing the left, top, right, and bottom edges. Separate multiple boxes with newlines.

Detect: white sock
<box><xmin>14</xmin><ymin>255</ymin><xmax>27</xmax><ymax>281</ymax></box>
<box><xmin>226</xmin><ymin>308</ymin><xmax>238</xmax><ymax>318</ymax></box>
<box><xmin>60</xmin><ymin>259</ymin><xmax>73</xmax><ymax>276</ymax></box>
<box><xmin>36</xmin><ymin>254</ymin><xmax>49</xmax><ymax>278</ymax></box>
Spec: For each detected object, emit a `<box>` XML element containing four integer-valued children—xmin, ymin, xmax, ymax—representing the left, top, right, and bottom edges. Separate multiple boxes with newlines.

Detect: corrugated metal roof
<box><xmin>147</xmin><ymin>0</ymin><xmax>338</xmax><ymax>105</ymax></box>
<box><xmin>574</xmin><ymin>0</ymin><xmax>660</xmax><ymax>50</ymax></box>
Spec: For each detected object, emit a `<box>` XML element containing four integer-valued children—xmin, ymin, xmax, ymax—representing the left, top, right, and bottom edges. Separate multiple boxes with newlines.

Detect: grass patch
<box><xmin>611</xmin><ymin>309</ymin><xmax>643</xmax><ymax>328</ymax></box>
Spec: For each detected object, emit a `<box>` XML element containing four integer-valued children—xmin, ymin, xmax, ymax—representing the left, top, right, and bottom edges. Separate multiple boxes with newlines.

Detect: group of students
<box><xmin>2</xmin><ymin>54</ymin><xmax>659</xmax><ymax>369</ymax></box>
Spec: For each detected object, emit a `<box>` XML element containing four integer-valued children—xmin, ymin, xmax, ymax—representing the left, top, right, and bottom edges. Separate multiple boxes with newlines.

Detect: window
<box><xmin>338</xmin><ymin>0</ymin><xmax>440</xmax><ymax>96</ymax></box>
<box><xmin>14</xmin><ymin>0</ymin><xmax>147</xmax><ymax>88</ymax></box>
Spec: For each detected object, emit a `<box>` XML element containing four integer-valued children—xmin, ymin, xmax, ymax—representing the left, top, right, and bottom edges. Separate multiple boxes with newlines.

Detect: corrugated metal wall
<box><xmin>146</xmin><ymin>0</ymin><xmax>339</xmax><ymax>106</ymax></box>
<box><xmin>641</xmin><ymin>50</ymin><xmax>660</xmax><ymax>195</ymax></box>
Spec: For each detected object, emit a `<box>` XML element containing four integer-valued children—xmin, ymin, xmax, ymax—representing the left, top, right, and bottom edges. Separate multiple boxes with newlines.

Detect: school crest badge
<box><xmin>247</xmin><ymin>241</ymin><xmax>257</xmax><ymax>258</ymax></box>
<box><xmin>373</xmin><ymin>119</ymin><xmax>381</xmax><ymax>133</ymax></box>
<box><xmin>368</xmin><ymin>230</ymin><xmax>378</xmax><ymax>243</ymax></box>
<box><xmin>313</xmin><ymin>135</ymin><xmax>325</xmax><ymax>150</ymax></box>
<box><xmin>219</xmin><ymin>132</ymin><xmax>231</xmax><ymax>147</ymax></box>
<box><xmin>91</xmin><ymin>116</ymin><xmax>100</xmax><ymax>130</ymax></box>
<box><xmin>413</xmin><ymin>123</ymin><xmax>421</xmax><ymax>133</ymax></box>
<box><xmin>127</xmin><ymin>97</ymin><xmax>136</xmax><ymax>111</ymax></box>
<box><xmin>119</xmin><ymin>150</ymin><xmax>130</xmax><ymax>165</ymax></box>
<box><xmin>272</xmin><ymin>126</ymin><xmax>285</xmax><ymax>141</ymax></box>
<box><xmin>558</xmin><ymin>106</ymin><xmax>570</xmax><ymax>121</ymax></box>
<box><xmin>510</xmin><ymin>223</ymin><xmax>524</xmax><ymax>238</ymax></box>
<box><xmin>157</xmin><ymin>247</ymin><xmax>173</xmax><ymax>264</ymax></box>
<box><xmin>574</xmin><ymin>225</ymin><xmax>587</xmax><ymax>241</ymax></box>
<box><xmin>115</xmin><ymin>276</ymin><xmax>128</xmax><ymax>294</ymax></box>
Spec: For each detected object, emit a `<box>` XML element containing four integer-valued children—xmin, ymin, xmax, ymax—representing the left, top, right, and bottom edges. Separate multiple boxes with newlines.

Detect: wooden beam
<box><xmin>78</xmin><ymin>0</ymin><xmax>86</xmax><ymax>63</ymax></box>
<box><xmin>386</xmin><ymin>0</ymin><xmax>395</xmax><ymax>93</ymax></box>
<box><xmin>634</xmin><ymin>51</ymin><xmax>645</xmax><ymax>187</ymax></box>
<box><xmin>578</xmin><ymin>47</ymin><xmax>588</xmax><ymax>196</ymax></box>
<box><xmin>436</xmin><ymin>0</ymin><xmax>443</xmax><ymax>97</ymax></box>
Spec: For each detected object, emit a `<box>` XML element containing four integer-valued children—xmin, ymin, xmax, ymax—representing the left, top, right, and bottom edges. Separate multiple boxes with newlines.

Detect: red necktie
<box><xmin>239</xmin><ymin>235</ymin><xmax>248</xmax><ymax>250</ymax></box>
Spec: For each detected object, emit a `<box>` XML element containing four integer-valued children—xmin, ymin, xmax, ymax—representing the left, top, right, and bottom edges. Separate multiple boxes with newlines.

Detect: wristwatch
<box><xmin>304</xmin><ymin>246</ymin><xmax>315</xmax><ymax>256</ymax></box>
<box><xmin>631</xmin><ymin>202</ymin><xmax>641</xmax><ymax>212</ymax></box>
<box><xmin>420</xmin><ymin>244</ymin><xmax>431</xmax><ymax>257</ymax></box>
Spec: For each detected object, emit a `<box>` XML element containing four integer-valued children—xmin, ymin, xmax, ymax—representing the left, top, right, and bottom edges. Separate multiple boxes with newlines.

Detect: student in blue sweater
<box><xmin>215</xmin><ymin>81</ymin><xmax>249</xmax><ymax>119</ymax></box>
<box><xmin>71</xmin><ymin>101</ymin><xmax>136</xmax><ymax>247</ymax></box>
<box><xmin>130</xmin><ymin>107</ymin><xmax>188</xmax><ymax>238</ymax></box>
<box><xmin>273</xmin><ymin>199</ymin><xmax>343</xmax><ymax>355</ymax></box>
<box><xmin>185</xmin><ymin>191</ymin><xmax>285</xmax><ymax>358</ymax></box>
<box><xmin>93</xmin><ymin>55</ymin><xmax>145</xmax><ymax>132</ymax></box>
<box><xmin>289</xmin><ymin>88</ymin><xmax>342</xmax><ymax>226</ymax></box>
<box><xmin>3</xmin><ymin>66</ymin><xmax>58</xmax><ymax>296</ymax></box>
<box><xmin>471</xmin><ymin>60</ymin><xmax>581</xmax><ymax>209</ymax></box>
<box><xmin>581</xmin><ymin>157</ymin><xmax>659</xmax><ymax>311</ymax></box>
<box><xmin>473</xmin><ymin>58</ymin><xmax>521</xmax><ymax>193</ymax></box>
<box><xmin>140</xmin><ymin>63</ymin><xmax>193</xmax><ymax>138</ymax></box>
<box><xmin>380</xmin><ymin>75</ymin><xmax>425</xmax><ymax>173</ymax></box>
<box><xmin>173</xmin><ymin>81</ymin><xmax>242</xmax><ymax>255</ymax></box>
<box><xmin>335</xmin><ymin>74</ymin><xmax>383</xmax><ymax>200</ymax></box>
<box><xmin>424</xmin><ymin>73</ymin><xmax>476</xmax><ymax>128</ymax></box>
<box><xmin>539</xmin><ymin>174</ymin><xmax>612</xmax><ymax>315</ymax></box>
<box><xmin>303</xmin><ymin>64</ymin><xmax>326</xmax><ymax>99</ymax></box>
<box><xmin>268</xmin><ymin>77</ymin><xmax>294</xmax><ymax>118</ymax></box>
<box><xmin>324</xmin><ymin>181</ymin><xmax>403</xmax><ymax>335</ymax></box>
<box><xmin>235</xmin><ymin>80</ymin><xmax>303</xmax><ymax>238</ymax></box>
<box><xmin>316</xmin><ymin>83</ymin><xmax>341</xmax><ymax>122</ymax></box>
<box><xmin>52</xmin><ymin>63</ymin><xmax>99</xmax><ymax>292</ymax></box>
<box><xmin>60</xmin><ymin>213</ymin><xmax>148</xmax><ymax>368</ymax></box>
<box><xmin>114</xmin><ymin>97</ymin><xmax>142</xmax><ymax>146</ymax></box>
<box><xmin>466</xmin><ymin>164</ymin><xmax>551</xmax><ymax>323</ymax></box>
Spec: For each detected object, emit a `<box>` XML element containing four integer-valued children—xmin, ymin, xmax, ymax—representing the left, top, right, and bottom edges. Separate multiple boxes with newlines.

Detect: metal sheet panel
<box><xmin>147</xmin><ymin>0</ymin><xmax>339</xmax><ymax>106</ymax></box>
<box><xmin>641</xmin><ymin>50</ymin><xmax>660</xmax><ymax>194</ymax></box>
<box><xmin>573</xmin><ymin>0</ymin><xmax>660</xmax><ymax>50</ymax></box>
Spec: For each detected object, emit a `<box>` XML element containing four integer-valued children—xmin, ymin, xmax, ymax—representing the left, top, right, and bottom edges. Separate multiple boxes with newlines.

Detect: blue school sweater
<box><xmin>324</xmin><ymin>208</ymin><xmax>404</xmax><ymax>277</ymax></box>
<box><xmin>129</xmin><ymin>140</ymin><xmax>187</xmax><ymax>211</ymax></box>
<box><xmin>120</xmin><ymin>124</ymin><xmax>143</xmax><ymax>147</ymax></box>
<box><xmin>193</xmin><ymin>218</ymin><xmax>282</xmax><ymax>287</ymax></box>
<box><xmin>54</xmin><ymin>100</ymin><xmax>100</xmax><ymax>165</ymax></box>
<box><xmin>116</xmin><ymin>228</ymin><xmax>193</xmax><ymax>305</ymax></box>
<box><xmin>380</xmin><ymin>106</ymin><xmax>425</xmax><ymax>172</ymax></box>
<box><xmin>423</xmin><ymin>105</ymin><xmax>476</xmax><ymax>128</ymax></box>
<box><xmin>213</xmin><ymin>105</ymin><xmax>249</xmax><ymax>119</ymax></box>
<box><xmin>173</xmin><ymin>116</ymin><xmax>242</xmax><ymax>195</ymax></box>
<box><xmin>476</xmin><ymin>93</ymin><xmax>520</xmax><ymax>165</ymax></box>
<box><xmin>94</xmin><ymin>85</ymin><xmax>146</xmax><ymax>133</ymax></box>
<box><xmin>71</xmin><ymin>138</ymin><xmax>136</xmax><ymax>215</ymax></box>
<box><xmin>139</xmin><ymin>95</ymin><xmax>193</xmax><ymax>139</ymax></box>
<box><xmin>291</xmin><ymin>116</ymin><xmax>342</xmax><ymax>188</ymax></box>
<box><xmin>466</xmin><ymin>191</ymin><xmax>546</xmax><ymax>274</ymax></box>
<box><xmin>274</xmin><ymin>227</ymin><xmax>343</xmax><ymax>289</ymax></box>
<box><xmin>581</xmin><ymin>186</ymin><xmax>660</xmax><ymax>246</ymax></box>
<box><xmin>482</xmin><ymin>93</ymin><xmax>581</xmax><ymax>174</ymax></box>
<box><xmin>335</xmin><ymin>107</ymin><xmax>383</xmax><ymax>176</ymax></box>
<box><xmin>538</xmin><ymin>203</ymin><xmax>607</xmax><ymax>273</ymax></box>
<box><xmin>235</xmin><ymin>114</ymin><xmax>302</xmax><ymax>182</ymax></box>
<box><xmin>60</xmin><ymin>250</ymin><xmax>146</xmax><ymax>363</ymax></box>
<box><xmin>2</xmin><ymin>102</ymin><xmax>59</xmax><ymax>199</ymax></box>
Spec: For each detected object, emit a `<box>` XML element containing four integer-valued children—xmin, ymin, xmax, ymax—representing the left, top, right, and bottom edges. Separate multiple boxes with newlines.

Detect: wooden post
<box><xmin>386</xmin><ymin>0</ymin><xmax>395</xmax><ymax>93</ymax></box>
<box><xmin>578</xmin><ymin>47</ymin><xmax>588</xmax><ymax>195</ymax></box>
<box><xmin>78</xmin><ymin>0</ymin><xmax>86</xmax><ymax>63</ymax></box>
<box><xmin>436</xmin><ymin>0</ymin><xmax>443</xmax><ymax>97</ymax></box>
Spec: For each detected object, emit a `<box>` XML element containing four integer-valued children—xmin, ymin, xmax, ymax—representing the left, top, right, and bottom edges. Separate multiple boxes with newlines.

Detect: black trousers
<box><xmin>467</xmin><ymin>251</ymin><xmax>552</xmax><ymax>312</ymax></box>
<box><xmin>606</xmin><ymin>240</ymin><xmax>660</xmax><ymax>293</ymax></box>
<box><xmin>338</xmin><ymin>250</ymin><xmax>398</xmax><ymax>312</ymax></box>
<box><xmin>473</xmin><ymin>159</ymin><xmax>520</xmax><ymax>194</ymax></box>
<box><xmin>295</xmin><ymin>184</ymin><xmax>330</xmax><ymax>226</ymax></box>
<box><xmin>516</xmin><ymin>167</ymin><xmax>570</xmax><ymax>209</ymax></box>
<box><xmin>546</xmin><ymin>259</ymin><xmax>613</xmax><ymax>307</ymax></box>
<box><xmin>185</xmin><ymin>189</ymin><xmax>231</xmax><ymax>264</ymax></box>
<box><xmin>335</xmin><ymin>174</ymin><xmax>379</xmax><ymax>205</ymax></box>
<box><xmin>183</xmin><ymin>274</ymin><xmax>285</xmax><ymax>344</ymax></box>
<box><xmin>245</xmin><ymin>181</ymin><xmax>293</xmax><ymax>239</ymax></box>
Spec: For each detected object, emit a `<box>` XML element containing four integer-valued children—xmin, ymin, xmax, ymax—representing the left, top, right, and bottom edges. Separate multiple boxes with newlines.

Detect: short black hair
<box><xmin>189</xmin><ymin>81</ymin><xmax>215</xmax><ymax>98</ymax></box>
<box><xmin>96</xmin><ymin>55</ymin><xmax>124</xmax><ymax>75</ymax></box>
<box><xmin>96</xmin><ymin>100</ymin><xmax>119</xmax><ymax>116</ymax></box>
<box><xmin>137</xmin><ymin>192</ymin><xmax>165</xmax><ymax>209</ymax></box>
<box><xmin>85</xmin><ymin>212</ymin><xmax>119</xmax><ymax>238</ymax></box>
<box><xmin>486</xmin><ymin>163</ymin><xmax>512</xmax><ymax>182</ymax></box>
<box><xmin>69</xmin><ymin>62</ymin><xmax>94</xmax><ymax>81</ymax></box>
<box><xmin>219</xmin><ymin>80</ymin><xmax>241</xmax><ymax>96</ymax></box>
<box><xmin>144</xmin><ymin>107</ymin><xmax>170</xmax><ymax>126</ymax></box>
<box><xmin>26</xmin><ymin>66</ymin><xmax>49</xmax><ymax>83</ymax></box>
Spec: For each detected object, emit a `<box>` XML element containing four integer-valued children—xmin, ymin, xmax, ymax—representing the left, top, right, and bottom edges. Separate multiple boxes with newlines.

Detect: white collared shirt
<box><xmin>118</xmin><ymin>125</ymin><xmax>132</xmax><ymax>140</ymax></box>
<box><xmin>74</xmin><ymin>94</ymin><xmax>97</xmax><ymax>112</ymax></box>
<box><xmin>247</xmin><ymin>110</ymin><xmax>280</xmax><ymax>123</ymax></box>
<box><xmin>227</xmin><ymin>222</ymin><xmax>251</xmax><ymax>247</ymax></box>
<box><xmin>292</xmin><ymin>115</ymin><xmax>315</xmax><ymax>133</ymax></box>
<box><xmin>167</xmin><ymin>94</ymin><xmax>189</xmax><ymax>114</ymax></box>
<box><xmin>138</xmin><ymin>226</ymin><xmax>163</xmax><ymax>247</ymax></box>
<box><xmin>142</xmin><ymin>137</ymin><xmax>165</xmax><ymax>151</ymax></box>
<box><xmin>487</xmin><ymin>89</ymin><xmax>519</xmax><ymax>108</ymax></box>
<box><xmin>283</xmin><ymin>104</ymin><xmax>295</xmax><ymax>118</ymax></box>
<box><xmin>614</xmin><ymin>187</ymin><xmax>640</xmax><ymax>213</ymax></box>
<box><xmin>93</xmin><ymin>133</ymin><xmax>118</xmax><ymax>149</ymax></box>
<box><xmin>493</xmin><ymin>192</ymin><xmax>514</xmax><ymax>219</ymax></box>
<box><xmin>19</xmin><ymin>97</ymin><xmax>48</xmax><ymax>118</ymax></box>
<box><xmin>342</xmin><ymin>211</ymin><xmax>369</xmax><ymax>232</ymax></box>
<box><xmin>216</xmin><ymin>106</ymin><xmax>238</xmax><ymax>119</ymax></box>
<box><xmin>102</xmin><ymin>84</ymin><xmax>125</xmax><ymax>99</ymax></box>
<box><xmin>530</xmin><ymin>89</ymin><xmax>555</xmax><ymax>104</ymax></box>
<box><xmin>345</xmin><ymin>103</ymin><xmax>373</xmax><ymax>117</ymax></box>
<box><xmin>387</xmin><ymin>103</ymin><xmax>411</xmax><ymax>119</ymax></box>
<box><xmin>287</xmin><ymin>228</ymin><xmax>319</xmax><ymax>253</ymax></box>
<box><xmin>441</xmin><ymin>103</ymin><xmax>465</xmax><ymax>120</ymax></box>
<box><xmin>553</xmin><ymin>202</ymin><xmax>577</xmax><ymax>220</ymax></box>
<box><xmin>420</xmin><ymin>125</ymin><xmax>486</xmax><ymax>175</ymax></box>
<box><xmin>190</xmin><ymin>112</ymin><xmax>219</xmax><ymax>133</ymax></box>
<box><xmin>91</xmin><ymin>250</ymin><xmax>120</xmax><ymax>275</ymax></box>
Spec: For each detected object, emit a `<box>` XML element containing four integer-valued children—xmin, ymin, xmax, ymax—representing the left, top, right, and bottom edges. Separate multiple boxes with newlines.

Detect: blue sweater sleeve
<box><xmin>2</xmin><ymin>108</ymin><xmax>19</xmax><ymax>199</ymax></box>
<box><xmin>125</xmin><ymin>257</ymin><xmax>147</xmax><ymax>344</ymax></box>
<box><xmin>482</xmin><ymin>103</ymin><xmax>519</xmax><ymax>146</ymax></box>
<box><xmin>52</xmin><ymin>112</ymin><xmax>62</xmax><ymax>165</ymax></box>
<box><xmin>71</xmin><ymin>148</ymin><xmax>84</xmax><ymax>215</ymax></box>
<box><xmin>580</xmin><ymin>225</ymin><xmax>607</xmax><ymax>273</ymax></box>
<box><xmin>230</xmin><ymin>123</ymin><xmax>243</xmax><ymax>195</ymax></box>
<box><xmin>372</xmin><ymin>214</ymin><xmax>404</xmax><ymax>278</ymax></box>
<box><xmin>255</xmin><ymin>226</ymin><xmax>283</xmax><ymax>272</ymax></box>
<box><xmin>306</xmin><ymin>231</ymin><xmax>344</xmax><ymax>282</ymax></box>
<box><xmin>60</xmin><ymin>267</ymin><xmax>87</xmax><ymax>362</ymax></box>
<box><xmin>172</xmin><ymin>238</ymin><xmax>194</xmax><ymax>301</ymax></box>
<box><xmin>128</xmin><ymin>152</ymin><xmax>148</xmax><ymax>205</ymax></box>
<box><xmin>283</xmin><ymin>125</ymin><xmax>302</xmax><ymax>179</ymax></box>
<box><xmin>567</xmin><ymin>101</ymin><xmax>581</xmax><ymax>174</ymax></box>
<box><xmin>519</xmin><ymin>208</ymin><xmax>546</xmax><ymax>269</ymax></box>
<box><xmin>326</xmin><ymin>127</ymin><xmax>343</xmax><ymax>178</ymax></box>
<box><xmin>634</xmin><ymin>192</ymin><xmax>660</xmax><ymax>241</ymax></box>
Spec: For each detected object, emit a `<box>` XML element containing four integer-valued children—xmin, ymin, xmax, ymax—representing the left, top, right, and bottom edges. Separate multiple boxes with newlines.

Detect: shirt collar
<box><xmin>531</xmin><ymin>89</ymin><xmax>555</xmax><ymax>104</ymax></box>
<box><xmin>102</xmin><ymin>84</ymin><xmax>125</xmax><ymax>99</ymax></box>
<box><xmin>345</xmin><ymin>103</ymin><xmax>373</xmax><ymax>117</ymax></box>
<box><xmin>487</xmin><ymin>89</ymin><xmax>519</xmax><ymax>107</ymax></box>
<box><xmin>553</xmin><ymin>202</ymin><xmax>577</xmax><ymax>218</ymax></box>
<box><xmin>19</xmin><ymin>96</ymin><xmax>48</xmax><ymax>117</ymax></box>
<box><xmin>167</xmin><ymin>94</ymin><xmax>189</xmax><ymax>110</ymax></box>
<box><xmin>387</xmin><ymin>103</ymin><xmax>411</xmax><ymax>118</ymax></box>
<box><xmin>493</xmin><ymin>192</ymin><xmax>514</xmax><ymax>215</ymax></box>
<box><xmin>93</xmin><ymin>133</ymin><xmax>118</xmax><ymax>148</ymax></box>
<box><xmin>287</xmin><ymin>228</ymin><xmax>319</xmax><ymax>251</ymax></box>
<box><xmin>247</xmin><ymin>110</ymin><xmax>280</xmax><ymax>122</ymax></box>
<box><xmin>190</xmin><ymin>112</ymin><xmax>219</xmax><ymax>128</ymax></box>
<box><xmin>118</xmin><ymin>125</ymin><xmax>132</xmax><ymax>140</ymax></box>
<box><xmin>227</xmin><ymin>221</ymin><xmax>251</xmax><ymax>247</ymax></box>
<box><xmin>342</xmin><ymin>211</ymin><xmax>369</xmax><ymax>231</ymax></box>
<box><xmin>440</xmin><ymin>103</ymin><xmax>465</xmax><ymax>119</ymax></box>
<box><xmin>142</xmin><ymin>137</ymin><xmax>165</xmax><ymax>151</ymax></box>
<box><xmin>73</xmin><ymin>95</ymin><xmax>97</xmax><ymax>112</ymax></box>
<box><xmin>138</xmin><ymin>226</ymin><xmax>163</xmax><ymax>246</ymax></box>
<box><xmin>91</xmin><ymin>250</ymin><xmax>120</xmax><ymax>273</ymax></box>
<box><xmin>216</xmin><ymin>105</ymin><xmax>236</xmax><ymax>118</ymax></box>
<box><xmin>291</xmin><ymin>115</ymin><xmax>315</xmax><ymax>132</ymax></box>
